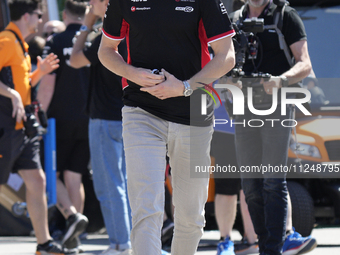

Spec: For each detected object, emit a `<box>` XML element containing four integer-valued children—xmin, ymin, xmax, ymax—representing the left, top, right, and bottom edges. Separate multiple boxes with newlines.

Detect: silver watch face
<box><xmin>184</xmin><ymin>88</ymin><xmax>193</xmax><ymax>97</ymax></box>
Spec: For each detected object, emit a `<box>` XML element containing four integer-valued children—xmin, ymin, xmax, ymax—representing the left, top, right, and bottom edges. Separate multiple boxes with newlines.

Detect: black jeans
<box><xmin>235</xmin><ymin>105</ymin><xmax>294</xmax><ymax>255</ymax></box>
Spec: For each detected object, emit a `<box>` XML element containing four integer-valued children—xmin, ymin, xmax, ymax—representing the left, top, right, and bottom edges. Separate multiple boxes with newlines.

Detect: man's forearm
<box><xmin>36</xmin><ymin>74</ymin><xmax>56</xmax><ymax>111</ymax></box>
<box><xmin>72</xmin><ymin>32</ymin><xmax>86</xmax><ymax>60</ymax></box>
<box><xmin>189</xmin><ymin>37</ymin><xmax>235</xmax><ymax>89</ymax></box>
<box><xmin>73</xmin><ymin>30</ymin><xmax>87</xmax><ymax>54</ymax></box>
<box><xmin>70</xmin><ymin>6</ymin><xmax>97</xmax><ymax>68</ymax></box>
<box><xmin>282</xmin><ymin>60</ymin><xmax>312</xmax><ymax>85</ymax></box>
<box><xmin>189</xmin><ymin>51</ymin><xmax>235</xmax><ymax>90</ymax></box>
<box><xmin>69</xmin><ymin>30</ymin><xmax>91</xmax><ymax>68</ymax></box>
<box><xmin>30</xmin><ymin>69</ymin><xmax>44</xmax><ymax>87</ymax></box>
<box><xmin>0</xmin><ymin>81</ymin><xmax>15</xmax><ymax>98</ymax></box>
<box><xmin>0</xmin><ymin>80</ymin><xmax>26</xmax><ymax>122</ymax></box>
<box><xmin>283</xmin><ymin>40</ymin><xmax>312</xmax><ymax>85</ymax></box>
<box><xmin>98</xmin><ymin>39</ymin><xmax>135</xmax><ymax>79</ymax></box>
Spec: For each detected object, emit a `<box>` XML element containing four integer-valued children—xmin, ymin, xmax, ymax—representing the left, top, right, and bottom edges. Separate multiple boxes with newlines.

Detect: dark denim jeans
<box><xmin>235</xmin><ymin>105</ymin><xmax>294</xmax><ymax>255</ymax></box>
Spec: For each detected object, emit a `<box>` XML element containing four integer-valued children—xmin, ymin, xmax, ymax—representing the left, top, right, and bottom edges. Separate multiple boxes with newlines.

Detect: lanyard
<box><xmin>5</xmin><ymin>29</ymin><xmax>31</xmax><ymax>83</ymax></box>
<box><xmin>5</xmin><ymin>29</ymin><xmax>28</xmax><ymax>57</ymax></box>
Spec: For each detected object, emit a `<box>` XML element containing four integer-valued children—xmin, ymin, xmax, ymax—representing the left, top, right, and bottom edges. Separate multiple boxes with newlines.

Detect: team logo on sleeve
<box><xmin>219</xmin><ymin>2</ymin><xmax>228</xmax><ymax>15</ymax></box>
<box><xmin>104</xmin><ymin>2</ymin><xmax>110</xmax><ymax>18</ymax></box>
<box><xmin>175</xmin><ymin>6</ymin><xmax>194</xmax><ymax>12</ymax></box>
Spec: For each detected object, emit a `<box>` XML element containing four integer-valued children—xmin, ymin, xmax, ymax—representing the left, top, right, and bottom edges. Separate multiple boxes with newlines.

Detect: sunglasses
<box><xmin>30</xmin><ymin>11</ymin><xmax>43</xmax><ymax>19</ymax></box>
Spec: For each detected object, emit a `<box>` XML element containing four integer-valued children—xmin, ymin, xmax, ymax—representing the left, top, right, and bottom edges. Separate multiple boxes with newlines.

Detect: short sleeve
<box><xmin>83</xmin><ymin>35</ymin><xmax>101</xmax><ymax>65</ymax></box>
<box><xmin>0</xmin><ymin>36</ymin><xmax>15</xmax><ymax>70</ymax></box>
<box><xmin>282</xmin><ymin>8</ymin><xmax>307</xmax><ymax>46</ymax></box>
<box><xmin>199</xmin><ymin>0</ymin><xmax>235</xmax><ymax>44</ymax></box>
<box><xmin>102</xmin><ymin>0</ymin><xmax>128</xmax><ymax>40</ymax></box>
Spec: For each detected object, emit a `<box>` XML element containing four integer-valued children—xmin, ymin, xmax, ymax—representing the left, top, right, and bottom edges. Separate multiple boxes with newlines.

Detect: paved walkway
<box><xmin>0</xmin><ymin>227</ymin><xmax>339</xmax><ymax>254</ymax></box>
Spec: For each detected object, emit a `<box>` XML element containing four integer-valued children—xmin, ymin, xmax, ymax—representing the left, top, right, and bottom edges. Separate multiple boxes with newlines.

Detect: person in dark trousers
<box><xmin>69</xmin><ymin>0</ymin><xmax>131</xmax><ymax>254</ymax></box>
<box><xmin>0</xmin><ymin>0</ymin><xmax>75</xmax><ymax>254</ymax></box>
<box><xmin>226</xmin><ymin>0</ymin><xmax>316</xmax><ymax>255</ymax></box>
<box><xmin>38</xmin><ymin>0</ymin><xmax>89</xmax><ymax>251</ymax></box>
<box><xmin>98</xmin><ymin>0</ymin><xmax>236</xmax><ymax>254</ymax></box>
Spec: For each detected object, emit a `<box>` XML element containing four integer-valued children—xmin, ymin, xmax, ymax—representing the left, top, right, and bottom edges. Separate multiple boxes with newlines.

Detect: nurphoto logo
<box><xmin>201</xmin><ymin>84</ymin><xmax>311</xmax><ymax>116</ymax></box>
<box><xmin>200</xmin><ymin>84</ymin><xmax>311</xmax><ymax>128</ymax></box>
<box><xmin>198</xmin><ymin>83</ymin><xmax>222</xmax><ymax>115</ymax></box>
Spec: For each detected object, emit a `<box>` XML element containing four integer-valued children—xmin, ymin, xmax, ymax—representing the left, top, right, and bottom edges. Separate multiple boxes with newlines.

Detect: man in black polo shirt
<box><xmin>228</xmin><ymin>1</ymin><xmax>315</xmax><ymax>255</ymax></box>
<box><xmin>38</xmin><ymin>0</ymin><xmax>89</xmax><ymax>250</ymax></box>
<box><xmin>98</xmin><ymin>1</ymin><xmax>236</xmax><ymax>254</ymax></box>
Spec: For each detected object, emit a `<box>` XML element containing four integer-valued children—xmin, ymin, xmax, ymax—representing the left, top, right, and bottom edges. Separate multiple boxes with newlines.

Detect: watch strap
<box><xmin>80</xmin><ymin>25</ymin><xmax>92</xmax><ymax>33</ymax></box>
<box><xmin>183</xmin><ymin>80</ymin><xmax>193</xmax><ymax>97</ymax></box>
<box><xmin>280</xmin><ymin>75</ymin><xmax>289</xmax><ymax>87</ymax></box>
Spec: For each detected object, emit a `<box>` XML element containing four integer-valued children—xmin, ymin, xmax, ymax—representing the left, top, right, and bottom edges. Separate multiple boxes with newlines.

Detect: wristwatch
<box><xmin>183</xmin><ymin>80</ymin><xmax>193</xmax><ymax>97</ymax></box>
<box><xmin>79</xmin><ymin>25</ymin><xmax>92</xmax><ymax>33</ymax></box>
<box><xmin>280</xmin><ymin>75</ymin><xmax>289</xmax><ymax>87</ymax></box>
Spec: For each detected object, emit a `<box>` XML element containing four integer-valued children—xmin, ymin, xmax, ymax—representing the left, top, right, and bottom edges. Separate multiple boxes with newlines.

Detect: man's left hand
<box><xmin>263</xmin><ymin>76</ymin><xmax>281</xmax><ymax>94</ymax></box>
<box><xmin>140</xmin><ymin>69</ymin><xmax>184</xmax><ymax>99</ymax></box>
<box><xmin>37</xmin><ymin>53</ymin><xmax>60</xmax><ymax>75</ymax></box>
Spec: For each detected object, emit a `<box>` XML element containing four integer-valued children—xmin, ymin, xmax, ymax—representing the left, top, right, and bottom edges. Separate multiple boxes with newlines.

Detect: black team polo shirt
<box><xmin>102</xmin><ymin>0</ymin><xmax>235</xmax><ymax>127</ymax></box>
<box><xmin>44</xmin><ymin>24</ymin><xmax>90</xmax><ymax>124</ymax></box>
<box><xmin>83</xmin><ymin>34</ymin><xmax>127</xmax><ymax>121</ymax></box>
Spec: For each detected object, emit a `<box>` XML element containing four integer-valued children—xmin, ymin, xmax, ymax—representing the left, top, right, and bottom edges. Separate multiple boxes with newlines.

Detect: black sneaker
<box><xmin>36</xmin><ymin>240</ymin><xmax>77</xmax><ymax>255</ymax></box>
<box><xmin>64</xmin><ymin>237</ymin><xmax>84</xmax><ymax>253</ymax></box>
<box><xmin>61</xmin><ymin>213</ymin><xmax>88</xmax><ymax>247</ymax></box>
<box><xmin>234</xmin><ymin>238</ymin><xmax>259</xmax><ymax>255</ymax></box>
<box><xmin>161</xmin><ymin>218</ymin><xmax>174</xmax><ymax>244</ymax></box>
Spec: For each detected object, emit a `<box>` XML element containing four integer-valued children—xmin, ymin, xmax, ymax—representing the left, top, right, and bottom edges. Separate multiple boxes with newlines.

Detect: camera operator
<box><xmin>226</xmin><ymin>1</ymin><xmax>314</xmax><ymax>255</ymax></box>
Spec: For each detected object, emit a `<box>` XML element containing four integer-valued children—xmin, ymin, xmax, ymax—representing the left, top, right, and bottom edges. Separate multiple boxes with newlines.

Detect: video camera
<box><xmin>231</xmin><ymin>17</ymin><xmax>266</xmax><ymax>79</ymax></box>
<box><xmin>24</xmin><ymin>101</ymin><xmax>48</xmax><ymax>138</ymax></box>
<box><xmin>230</xmin><ymin>0</ymin><xmax>290</xmax><ymax>78</ymax></box>
<box><xmin>222</xmin><ymin>0</ymin><xmax>295</xmax><ymax>117</ymax></box>
<box><xmin>222</xmin><ymin>18</ymin><xmax>272</xmax><ymax>117</ymax></box>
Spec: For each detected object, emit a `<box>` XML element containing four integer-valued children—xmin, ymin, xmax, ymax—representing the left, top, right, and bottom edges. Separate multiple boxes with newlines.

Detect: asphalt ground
<box><xmin>0</xmin><ymin>227</ymin><xmax>340</xmax><ymax>255</ymax></box>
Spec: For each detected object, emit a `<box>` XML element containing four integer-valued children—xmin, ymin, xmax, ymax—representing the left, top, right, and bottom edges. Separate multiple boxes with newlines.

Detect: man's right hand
<box><xmin>10</xmin><ymin>90</ymin><xmax>26</xmax><ymax>123</ymax></box>
<box><xmin>130</xmin><ymin>68</ymin><xmax>166</xmax><ymax>87</ymax></box>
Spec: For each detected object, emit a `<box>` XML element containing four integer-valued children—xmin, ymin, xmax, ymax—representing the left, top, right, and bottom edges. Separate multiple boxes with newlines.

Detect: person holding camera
<box><xmin>225</xmin><ymin>0</ymin><xmax>315</xmax><ymax>255</ymax></box>
<box><xmin>0</xmin><ymin>1</ymin><xmax>76</xmax><ymax>254</ymax></box>
<box><xmin>97</xmin><ymin>0</ymin><xmax>235</xmax><ymax>254</ymax></box>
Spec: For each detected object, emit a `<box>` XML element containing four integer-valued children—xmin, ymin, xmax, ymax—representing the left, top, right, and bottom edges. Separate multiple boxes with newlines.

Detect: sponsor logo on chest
<box><xmin>131</xmin><ymin>6</ymin><xmax>151</xmax><ymax>11</ymax></box>
<box><xmin>175</xmin><ymin>6</ymin><xmax>194</xmax><ymax>12</ymax></box>
<box><xmin>130</xmin><ymin>0</ymin><xmax>150</xmax><ymax>12</ymax></box>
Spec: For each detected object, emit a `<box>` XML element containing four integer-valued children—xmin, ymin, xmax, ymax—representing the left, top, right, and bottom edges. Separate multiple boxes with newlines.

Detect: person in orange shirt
<box><xmin>0</xmin><ymin>1</ymin><xmax>74</xmax><ymax>254</ymax></box>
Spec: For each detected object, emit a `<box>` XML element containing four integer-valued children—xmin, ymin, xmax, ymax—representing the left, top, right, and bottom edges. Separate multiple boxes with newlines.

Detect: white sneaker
<box><xmin>100</xmin><ymin>247</ymin><xmax>133</xmax><ymax>255</ymax></box>
<box><xmin>100</xmin><ymin>247</ymin><xmax>122</xmax><ymax>255</ymax></box>
<box><xmin>121</xmin><ymin>249</ymin><xmax>133</xmax><ymax>255</ymax></box>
